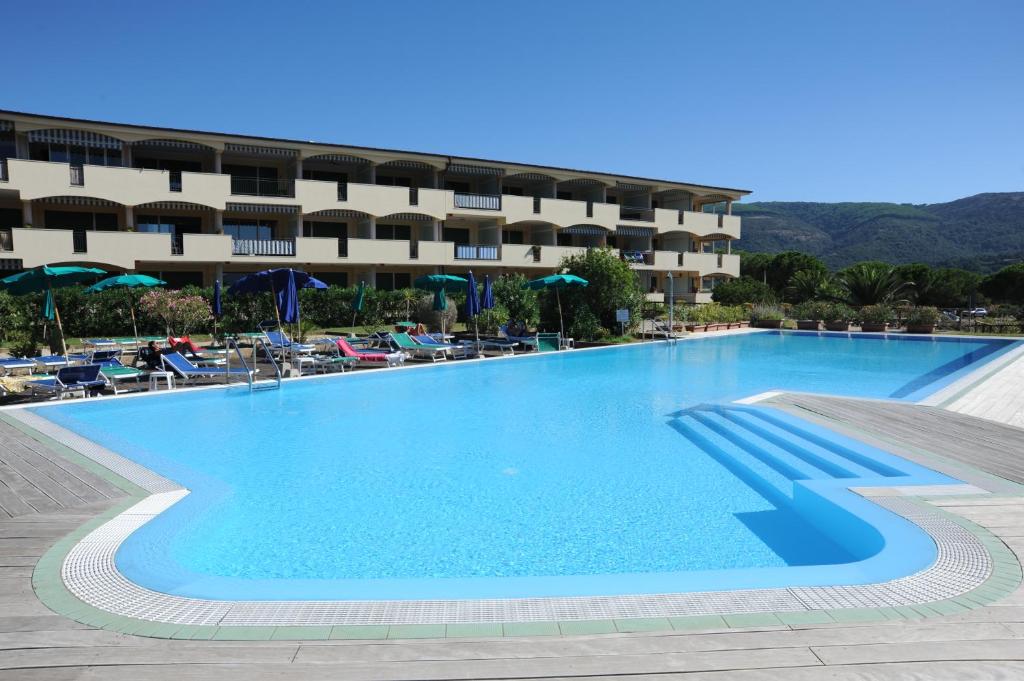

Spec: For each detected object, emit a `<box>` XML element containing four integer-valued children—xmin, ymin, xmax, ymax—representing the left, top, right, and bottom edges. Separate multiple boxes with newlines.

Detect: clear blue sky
<box><xmin>4</xmin><ymin>0</ymin><xmax>1022</xmax><ymax>204</ymax></box>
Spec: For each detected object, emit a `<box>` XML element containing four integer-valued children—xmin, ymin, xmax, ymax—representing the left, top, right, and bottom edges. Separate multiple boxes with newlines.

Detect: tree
<box><xmin>492</xmin><ymin>273</ymin><xmax>539</xmax><ymax>328</ymax></box>
<box><xmin>138</xmin><ymin>289</ymin><xmax>212</xmax><ymax>336</ymax></box>
<box><xmin>553</xmin><ymin>247</ymin><xmax>644</xmax><ymax>339</ymax></box>
<box><xmin>837</xmin><ymin>262</ymin><xmax>914</xmax><ymax>306</ymax></box>
<box><xmin>711</xmin><ymin>277</ymin><xmax>776</xmax><ymax>305</ymax></box>
<box><xmin>980</xmin><ymin>263</ymin><xmax>1024</xmax><ymax>303</ymax></box>
<box><xmin>786</xmin><ymin>269</ymin><xmax>839</xmax><ymax>303</ymax></box>
<box><xmin>738</xmin><ymin>250</ymin><xmax>828</xmax><ymax>299</ymax></box>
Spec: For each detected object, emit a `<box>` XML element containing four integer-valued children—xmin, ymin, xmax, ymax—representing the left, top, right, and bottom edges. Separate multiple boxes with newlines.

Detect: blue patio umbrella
<box><xmin>213</xmin><ymin>279</ymin><xmax>222</xmax><ymax>319</ymax></box>
<box><xmin>228</xmin><ymin>268</ymin><xmax>327</xmax><ymax>329</ymax></box>
<box><xmin>465</xmin><ymin>270</ymin><xmax>481</xmax><ymax>343</ymax></box>
<box><xmin>278</xmin><ymin>268</ymin><xmax>300</xmax><ymax>324</ymax></box>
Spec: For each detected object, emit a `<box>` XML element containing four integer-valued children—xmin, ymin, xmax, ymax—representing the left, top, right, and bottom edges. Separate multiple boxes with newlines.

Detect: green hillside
<box><xmin>733</xmin><ymin>192</ymin><xmax>1024</xmax><ymax>272</ymax></box>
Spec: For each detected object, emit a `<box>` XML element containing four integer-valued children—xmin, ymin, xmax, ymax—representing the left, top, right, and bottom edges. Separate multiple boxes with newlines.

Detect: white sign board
<box><xmin>615</xmin><ymin>309</ymin><xmax>630</xmax><ymax>323</ymax></box>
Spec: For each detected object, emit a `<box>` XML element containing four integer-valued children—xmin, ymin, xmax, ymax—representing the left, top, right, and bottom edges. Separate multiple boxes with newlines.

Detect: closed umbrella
<box><xmin>351</xmin><ymin>280</ymin><xmax>366</xmax><ymax>331</ymax></box>
<box><xmin>523</xmin><ymin>273</ymin><xmax>589</xmax><ymax>340</ymax></box>
<box><xmin>481</xmin><ymin>275</ymin><xmax>495</xmax><ymax>311</ymax></box>
<box><xmin>465</xmin><ymin>270</ymin><xmax>481</xmax><ymax>344</ymax></box>
<box><xmin>85</xmin><ymin>273</ymin><xmax>166</xmax><ymax>348</ymax></box>
<box><xmin>278</xmin><ymin>268</ymin><xmax>300</xmax><ymax>325</ymax></box>
<box><xmin>1</xmin><ymin>266</ymin><xmax>106</xmax><ymax>360</ymax></box>
<box><xmin>228</xmin><ymin>268</ymin><xmax>326</xmax><ymax>330</ymax></box>
<box><xmin>212</xmin><ymin>278</ymin><xmax>223</xmax><ymax>339</ymax></box>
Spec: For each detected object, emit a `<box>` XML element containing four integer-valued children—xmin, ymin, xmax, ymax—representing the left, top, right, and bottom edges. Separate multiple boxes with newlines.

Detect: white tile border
<box><xmin>7</xmin><ymin>407</ymin><xmax>1001</xmax><ymax>626</ymax></box>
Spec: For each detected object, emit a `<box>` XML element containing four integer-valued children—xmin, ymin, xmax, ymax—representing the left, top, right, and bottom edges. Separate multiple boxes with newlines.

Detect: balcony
<box><xmin>454</xmin><ymin>192</ymin><xmax>501</xmax><ymax>211</ymax></box>
<box><xmin>454</xmin><ymin>243</ymin><xmax>500</xmax><ymax>260</ymax></box>
<box><xmin>229</xmin><ymin>176</ymin><xmax>295</xmax><ymax>198</ymax></box>
<box><xmin>621</xmin><ymin>250</ymin><xmax>654</xmax><ymax>265</ymax></box>
<box><xmin>619</xmin><ymin>205</ymin><xmax>655</xmax><ymax>222</ymax></box>
<box><xmin>231</xmin><ymin>238</ymin><xmax>296</xmax><ymax>256</ymax></box>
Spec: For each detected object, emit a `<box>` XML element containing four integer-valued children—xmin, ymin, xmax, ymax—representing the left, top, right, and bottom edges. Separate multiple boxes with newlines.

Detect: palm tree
<box><xmin>787</xmin><ymin>269</ymin><xmax>836</xmax><ymax>302</ymax></box>
<box><xmin>838</xmin><ymin>263</ymin><xmax>914</xmax><ymax>306</ymax></box>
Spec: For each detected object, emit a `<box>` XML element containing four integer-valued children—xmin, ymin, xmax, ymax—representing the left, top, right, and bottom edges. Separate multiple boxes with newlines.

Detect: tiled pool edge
<box><xmin>10</xmin><ymin>409</ymin><xmax>1020</xmax><ymax>640</ymax></box>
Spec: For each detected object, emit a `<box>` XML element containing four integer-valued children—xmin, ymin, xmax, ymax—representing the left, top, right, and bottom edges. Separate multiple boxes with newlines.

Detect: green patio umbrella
<box><xmin>0</xmin><ymin>266</ymin><xmax>106</xmax><ymax>360</ymax></box>
<box><xmin>523</xmin><ymin>273</ymin><xmax>589</xmax><ymax>340</ymax></box>
<box><xmin>85</xmin><ymin>273</ymin><xmax>166</xmax><ymax>348</ymax></box>
<box><xmin>350</xmin><ymin>280</ymin><xmax>366</xmax><ymax>331</ymax></box>
<box><xmin>414</xmin><ymin>274</ymin><xmax>467</xmax><ymax>336</ymax></box>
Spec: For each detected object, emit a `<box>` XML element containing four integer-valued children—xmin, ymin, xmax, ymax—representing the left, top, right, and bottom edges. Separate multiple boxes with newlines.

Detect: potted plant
<box><xmin>793</xmin><ymin>301</ymin><xmax>830</xmax><ymax>331</ymax></box>
<box><xmin>859</xmin><ymin>304</ymin><xmax>890</xmax><ymax>332</ymax></box>
<box><xmin>905</xmin><ymin>306</ymin><xmax>939</xmax><ymax>334</ymax></box>
<box><xmin>751</xmin><ymin>303</ymin><xmax>784</xmax><ymax>329</ymax></box>
<box><xmin>824</xmin><ymin>303</ymin><xmax>854</xmax><ymax>331</ymax></box>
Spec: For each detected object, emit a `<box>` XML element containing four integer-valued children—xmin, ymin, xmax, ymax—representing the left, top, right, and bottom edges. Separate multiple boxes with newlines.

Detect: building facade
<box><xmin>0</xmin><ymin>111</ymin><xmax>749</xmax><ymax>303</ymax></box>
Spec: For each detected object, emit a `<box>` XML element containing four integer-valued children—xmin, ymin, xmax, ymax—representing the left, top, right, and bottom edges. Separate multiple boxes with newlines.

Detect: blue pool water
<box><xmin>29</xmin><ymin>332</ymin><xmax>1018</xmax><ymax>600</ymax></box>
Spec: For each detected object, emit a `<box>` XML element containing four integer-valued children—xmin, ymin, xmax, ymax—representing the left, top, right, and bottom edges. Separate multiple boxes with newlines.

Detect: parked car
<box><xmin>968</xmin><ymin>307</ymin><xmax>988</xmax><ymax>317</ymax></box>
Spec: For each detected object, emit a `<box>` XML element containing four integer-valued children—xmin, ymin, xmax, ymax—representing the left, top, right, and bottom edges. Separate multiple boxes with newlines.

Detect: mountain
<box><xmin>732</xmin><ymin>192</ymin><xmax>1024</xmax><ymax>272</ymax></box>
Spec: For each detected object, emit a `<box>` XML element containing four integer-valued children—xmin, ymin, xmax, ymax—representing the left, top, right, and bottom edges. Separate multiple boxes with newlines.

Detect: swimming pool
<box><xmin>27</xmin><ymin>331</ymin><xmax>1019</xmax><ymax>601</ymax></box>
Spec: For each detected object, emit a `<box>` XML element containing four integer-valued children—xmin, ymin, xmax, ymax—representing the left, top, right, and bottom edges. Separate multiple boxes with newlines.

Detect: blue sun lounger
<box><xmin>0</xmin><ymin>358</ymin><xmax>38</xmax><ymax>376</ymax></box>
<box><xmin>33</xmin><ymin>354</ymin><xmax>88</xmax><ymax>371</ymax></box>
<box><xmin>161</xmin><ymin>351</ymin><xmax>255</xmax><ymax>384</ymax></box>
<box><xmin>26</xmin><ymin>364</ymin><xmax>106</xmax><ymax>399</ymax></box>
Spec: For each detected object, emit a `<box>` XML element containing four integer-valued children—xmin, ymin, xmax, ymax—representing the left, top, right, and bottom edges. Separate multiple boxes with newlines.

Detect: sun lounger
<box><xmin>95</xmin><ymin>358</ymin><xmax>145</xmax><ymax>394</ymax></box>
<box><xmin>499</xmin><ymin>324</ymin><xmax>539</xmax><ymax>349</ymax></box>
<box><xmin>387</xmin><ymin>332</ymin><xmax>449</xmax><ymax>362</ymax></box>
<box><xmin>27</xmin><ymin>364</ymin><xmax>106</xmax><ymax>399</ymax></box>
<box><xmin>161</xmin><ymin>351</ymin><xmax>255</xmax><ymax>384</ymax></box>
<box><xmin>33</xmin><ymin>354</ymin><xmax>88</xmax><ymax>371</ymax></box>
<box><xmin>334</xmin><ymin>338</ymin><xmax>405</xmax><ymax>367</ymax></box>
<box><xmin>84</xmin><ymin>338</ymin><xmax>119</xmax><ymax>349</ymax></box>
<box><xmin>413</xmin><ymin>335</ymin><xmax>480</xmax><ymax>359</ymax></box>
<box><xmin>0</xmin><ymin>358</ymin><xmax>38</xmax><ymax>376</ymax></box>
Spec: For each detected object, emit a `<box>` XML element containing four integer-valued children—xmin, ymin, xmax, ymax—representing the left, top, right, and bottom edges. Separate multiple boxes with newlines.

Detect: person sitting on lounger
<box><xmin>140</xmin><ymin>341</ymin><xmax>163</xmax><ymax>370</ymax></box>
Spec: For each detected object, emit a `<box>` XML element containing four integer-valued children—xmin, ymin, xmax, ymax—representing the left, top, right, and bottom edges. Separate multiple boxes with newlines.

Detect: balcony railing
<box><xmin>455</xmin><ymin>243</ymin><xmax>500</xmax><ymax>260</ymax></box>
<box><xmin>622</xmin><ymin>250</ymin><xmax>654</xmax><ymax>265</ymax></box>
<box><xmin>0</xmin><ymin>229</ymin><xmax>12</xmax><ymax>251</ymax></box>
<box><xmin>409</xmin><ymin>187</ymin><xmax>419</xmax><ymax>206</ymax></box>
<box><xmin>171</xmin><ymin>233</ymin><xmax>185</xmax><ymax>255</ymax></box>
<box><xmin>619</xmin><ymin>206</ymin><xmax>654</xmax><ymax>222</ymax></box>
<box><xmin>169</xmin><ymin>171</ymin><xmax>182</xmax><ymax>192</ymax></box>
<box><xmin>337</xmin><ymin>182</ymin><xmax>348</xmax><ymax>201</ymax></box>
<box><xmin>454</xmin><ymin>193</ymin><xmax>501</xmax><ymax>210</ymax></box>
<box><xmin>229</xmin><ymin>176</ymin><xmax>295</xmax><ymax>198</ymax></box>
<box><xmin>70</xmin><ymin>165</ymin><xmax>84</xmax><ymax>186</ymax></box>
<box><xmin>338</xmin><ymin>237</ymin><xmax>348</xmax><ymax>257</ymax></box>
<box><xmin>0</xmin><ymin>158</ymin><xmax>7</xmax><ymax>181</ymax></box>
<box><xmin>232</xmin><ymin>238</ymin><xmax>296</xmax><ymax>256</ymax></box>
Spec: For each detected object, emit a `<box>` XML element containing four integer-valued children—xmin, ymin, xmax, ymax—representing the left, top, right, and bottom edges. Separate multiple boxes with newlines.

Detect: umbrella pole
<box><xmin>130</xmin><ymin>304</ymin><xmax>140</xmax><ymax>349</ymax></box>
<box><xmin>557</xmin><ymin>287</ymin><xmax>565</xmax><ymax>341</ymax></box>
<box><xmin>50</xmin><ymin>284</ymin><xmax>69</xmax><ymax>362</ymax></box>
<box><xmin>270</xmin><ymin>280</ymin><xmax>282</xmax><ymax>329</ymax></box>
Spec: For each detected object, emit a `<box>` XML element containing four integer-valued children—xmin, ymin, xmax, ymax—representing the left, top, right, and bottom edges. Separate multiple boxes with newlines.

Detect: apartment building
<box><xmin>0</xmin><ymin>111</ymin><xmax>749</xmax><ymax>303</ymax></box>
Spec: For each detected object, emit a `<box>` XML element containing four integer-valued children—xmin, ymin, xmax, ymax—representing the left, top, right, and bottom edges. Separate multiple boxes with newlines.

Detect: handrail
<box><xmin>224</xmin><ymin>336</ymin><xmax>281</xmax><ymax>391</ymax></box>
<box><xmin>252</xmin><ymin>337</ymin><xmax>282</xmax><ymax>390</ymax></box>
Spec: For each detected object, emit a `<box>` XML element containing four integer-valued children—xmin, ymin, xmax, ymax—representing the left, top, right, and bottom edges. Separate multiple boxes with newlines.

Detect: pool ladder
<box><xmin>224</xmin><ymin>337</ymin><xmax>282</xmax><ymax>392</ymax></box>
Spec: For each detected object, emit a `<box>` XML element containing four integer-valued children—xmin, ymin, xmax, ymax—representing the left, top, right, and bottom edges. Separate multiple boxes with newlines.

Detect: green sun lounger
<box><xmin>389</xmin><ymin>332</ymin><xmax>448</xmax><ymax>362</ymax></box>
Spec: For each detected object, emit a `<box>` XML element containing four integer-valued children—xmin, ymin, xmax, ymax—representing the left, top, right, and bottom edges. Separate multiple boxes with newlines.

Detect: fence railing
<box><xmin>229</xmin><ymin>176</ymin><xmax>295</xmax><ymax>198</ymax></box>
<box><xmin>619</xmin><ymin>206</ymin><xmax>654</xmax><ymax>222</ymax></box>
<box><xmin>231</xmin><ymin>238</ymin><xmax>296</xmax><ymax>256</ymax></box>
<box><xmin>454</xmin><ymin>193</ymin><xmax>501</xmax><ymax>210</ymax></box>
<box><xmin>454</xmin><ymin>243</ymin><xmax>500</xmax><ymax>260</ymax></box>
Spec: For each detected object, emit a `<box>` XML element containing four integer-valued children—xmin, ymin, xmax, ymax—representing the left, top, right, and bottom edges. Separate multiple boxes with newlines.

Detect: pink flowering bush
<box><xmin>138</xmin><ymin>290</ymin><xmax>212</xmax><ymax>336</ymax></box>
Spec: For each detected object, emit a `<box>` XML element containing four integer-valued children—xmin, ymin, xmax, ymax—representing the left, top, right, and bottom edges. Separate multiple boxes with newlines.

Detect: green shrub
<box><xmin>859</xmin><ymin>304</ymin><xmax>891</xmax><ymax>324</ymax></box>
<box><xmin>473</xmin><ymin>304</ymin><xmax>509</xmax><ymax>336</ymax></box>
<box><xmin>550</xmin><ymin>248</ymin><xmax>644</xmax><ymax>335</ymax></box>
<box><xmin>493</xmin><ymin>274</ymin><xmax>539</xmax><ymax>328</ymax></box>
<box><xmin>905</xmin><ymin>306</ymin><xmax>939</xmax><ymax>326</ymax></box>
<box><xmin>822</xmin><ymin>302</ymin><xmax>855</xmax><ymax>322</ymax></box>
<box><xmin>710</xmin><ymin>277</ymin><xmax>776</xmax><ymax>305</ymax></box>
<box><xmin>750</xmin><ymin>303</ymin><xmax>784</xmax><ymax>321</ymax></box>
<box><xmin>793</xmin><ymin>300</ymin><xmax>832</xmax><ymax>321</ymax></box>
<box><xmin>567</xmin><ymin>305</ymin><xmax>605</xmax><ymax>341</ymax></box>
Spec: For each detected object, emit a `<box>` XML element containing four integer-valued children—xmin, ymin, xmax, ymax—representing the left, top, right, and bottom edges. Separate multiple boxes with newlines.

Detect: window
<box><xmin>502</xmin><ymin>230</ymin><xmax>524</xmax><ymax>244</ymax></box>
<box><xmin>137</xmin><ymin>215</ymin><xmax>202</xmax><ymax>235</ymax></box>
<box><xmin>606</xmin><ymin>235</ymin><xmax>617</xmax><ymax>248</ymax></box>
<box><xmin>502</xmin><ymin>186</ymin><xmax>524</xmax><ymax>196</ymax></box>
<box><xmin>375</xmin><ymin>175</ymin><xmax>412</xmax><ymax>187</ymax></box>
<box><xmin>28</xmin><ymin>142</ymin><xmax>122</xmax><ymax>166</ymax></box>
<box><xmin>376</xmin><ymin>224</ymin><xmax>411</xmax><ymax>240</ymax></box>
<box><xmin>606</xmin><ymin>195</ymin><xmax>618</xmax><ymax>204</ymax></box>
<box><xmin>223</xmin><ymin>218</ymin><xmax>275</xmax><ymax>241</ymax></box>
<box><xmin>303</xmin><ymin>169</ymin><xmax>348</xmax><ymax>183</ymax></box>
<box><xmin>222</xmin><ymin>164</ymin><xmax>278</xmax><ymax>180</ymax></box>
<box><xmin>556</xmin><ymin>191</ymin><xmax>572</xmax><ymax>200</ymax></box>
<box><xmin>375</xmin><ymin>272</ymin><xmax>411</xmax><ymax>290</ymax></box>
<box><xmin>312</xmin><ymin>271</ymin><xmax>348</xmax><ymax>287</ymax></box>
<box><xmin>445</xmin><ymin>180</ymin><xmax>471</xmax><ymax>193</ymax></box>
<box><xmin>303</xmin><ymin>221</ymin><xmax>347</xmax><ymax>239</ymax></box>
<box><xmin>442</xmin><ymin>227</ymin><xmax>470</xmax><ymax>243</ymax></box>
<box><xmin>134</xmin><ymin>157</ymin><xmax>202</xmax><ymax>173</ymax></box>
<box><xmin>556</xmin><ymin>232</ymin><xmax>573</xmax><ymax>246</ymax></box>
<box><xmin>0</xmin><ymin>129</ymin><xmax>16</xmax><ymax>160</ymax></box>
<box><xmin>44</xmin><ymin>210</ymin><xmax>119</xmax><ymax>231</ymax></box>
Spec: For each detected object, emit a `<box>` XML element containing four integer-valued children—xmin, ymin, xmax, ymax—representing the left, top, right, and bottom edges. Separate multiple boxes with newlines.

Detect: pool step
<box><xmin>729</xmin><ymin>406</ymin><xmax>905</xmax><ymax>477</ymax></box>
<box><xmin>671</xmin><ymin>414</ymin><xmax>793</xmax><ymax>507</ymax></box>
<box><xmin>703</xmin><ymin>406</ymin><xmax>872</xmax><ymax>479</ymax></box>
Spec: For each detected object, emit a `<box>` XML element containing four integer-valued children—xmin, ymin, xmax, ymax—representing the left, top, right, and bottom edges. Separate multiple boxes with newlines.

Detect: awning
<box><xmin>28</xmin><ymin>129</ymin><xmax>123</xmax><ymax>150</ymax></box>
<box><xmin>224</xmin><ymin>142</ymin><xmax>298</xmax><ymax>157</ymax></box>
<box><xmin>616</xmin><ymin>226</ymin><xmax>655</xmax><ymax>237</ymax></box>
<box><xmin>34</xmin><ymin>196</ymin><xmax>119</xmax><ymax>207</ymax></box>
<box><xmin>132</xmin><ymin>138</ymin><xmax>213</xmax><ymax>151</ymax></box>
<box><xmin>560</xmin><ymin>225</ymin><xmax>605</xmax><ymax>236</ymax></box>
<box><xmin>617</xmin><ymin>181</ymin><xmax>652</xmax><ymax>192</ymax></box>
<box><xmin>225</xmin><ymin>202</ymin><xmax>300</xmax><ymax>215</ymax></box>
<box><xmin>507</xmin><ymin>172</ymin><xmax>554</xmax><ymax>182</ymax></box>
<box><xmin>379</xmin><ymin>159</ymin><xmax>436</xmax><ymax>170</ymax></box>
<box><xmin>447</xmin><ymin>163</ymin><xmax>504</xmax><ymax>177</ymax></box>
<box><xmin>380</xmin><ymin>213</ymin><xmax>434</xmax><ymax>222</ymax></box>
<box><xmin>306</xmin><ymin>153</ymin><xmax>371</xmax><ymax>165</ymax></box>
<box><xmin>136</xmin><ymin>201</ymin><xmax>213</xmax><ymax>212</ymax></box>
<box><xmin>307</xmin><ymin>209</ymin><xmax>371</xmax><ymax>219</ymax></box>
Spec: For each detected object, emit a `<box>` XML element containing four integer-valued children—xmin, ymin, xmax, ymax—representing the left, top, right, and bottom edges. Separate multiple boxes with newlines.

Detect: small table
<box><xmin>148</xmin><ymin>371</ymin><xmax>175</xmax><ymax>391</ymax></box>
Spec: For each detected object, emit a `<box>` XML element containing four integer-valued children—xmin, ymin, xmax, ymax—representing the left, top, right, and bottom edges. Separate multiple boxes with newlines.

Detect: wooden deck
<box><xmin>1</xmin><ymin>409</ymin><xmax>1023</xmax><ymax>678</ymax></box>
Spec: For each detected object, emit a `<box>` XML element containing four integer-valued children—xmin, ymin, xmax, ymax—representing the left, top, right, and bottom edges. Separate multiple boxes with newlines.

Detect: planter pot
<box><xmin>685</xmin><ymin>324</ymin><xmax>697</xmax><ymax>332</ymax></box>
<box><xmin>905</xmin><ymin>324</ymin><xmax>935</xmax><ymax>334</ymax></box>
<box><xmin>754</xmin><ymin>320</ymin><xmax>783</xmax><ymax>329</ymax></box>
<box><xmin>796</xmin><ymin>320</ymin><xmax>822</xmax><ymax>331</ymax></box>
<box><xmin>861</xmin><ymin>323</ymin><xmax>887</xmax><ymax>332</ymax></box>
<box><xmin>825</xmin><ymin>321</ymin><xmax>850</xmax><ymax>332</ymax></box>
